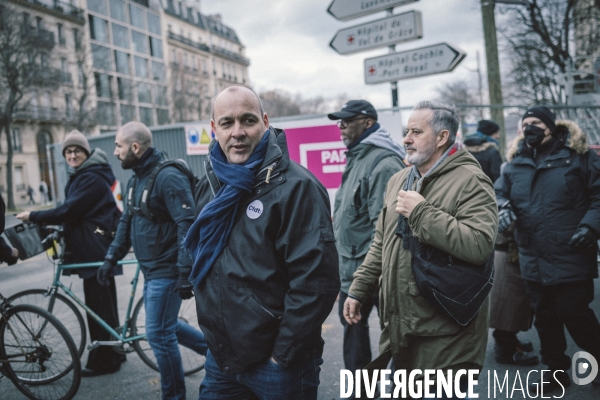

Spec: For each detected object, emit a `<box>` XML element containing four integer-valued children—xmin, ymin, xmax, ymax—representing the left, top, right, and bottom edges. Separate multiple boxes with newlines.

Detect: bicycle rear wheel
<box><xmin>8</xmin><ymin>289</ymin><xmax>86</xmax><ymax>358</ymax></box>
<box><xmin>131</xmin><ymin>296</ymin><xmax>205</xmax><ymax>375</ymax></box>
<box><xmin>0</xmin><ymin>304</ymin><xmax>81</xmax><ymax>400</ymax></box>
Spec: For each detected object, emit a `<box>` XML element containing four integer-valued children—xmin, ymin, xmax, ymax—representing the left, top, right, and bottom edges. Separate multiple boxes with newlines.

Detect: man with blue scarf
<box><xmin>185</xmin><ymin>85</ymin><xmax>340</xmax><ymax>399</ymax></box>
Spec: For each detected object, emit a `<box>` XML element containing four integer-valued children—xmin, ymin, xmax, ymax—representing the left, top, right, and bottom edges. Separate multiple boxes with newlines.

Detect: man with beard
<box><xmin>344</xmin><ymin>101</ymin><xmax>497</xmax><ymax>397</ymax></box>
<box><xmin>186</xmin><ymin>85</ymin><xmax>339</xmax><ymax>399</ymax></box>
<box><xmin>327</xmin><ymin>100</ymin><xmax>405</xmax><ymax>399</ymax></box>
<box><xmin>98</xmin><ymin>121</ymin><xmax>207</xmax><ymax>400</ymax></box>
<box><xmin>496</xmin><ymin>106</ymin><xmax>600</xmax><ymax>392</ymax></box>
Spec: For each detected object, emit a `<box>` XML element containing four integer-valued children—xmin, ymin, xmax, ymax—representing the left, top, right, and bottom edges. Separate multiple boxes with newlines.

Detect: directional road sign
<box><xmin>330</xmin><ymin>11</ymin><xmax>422</xmax><ymax>55</ymax></box>
<box><xmin>364</xmin><ymin>42</ymin><xmax>466</xmax><ymax>84</ymax></box>
<box><xmin>328</xmin><ymin>0</ymin><xmax>419</xmax><ymax>21</ymax></box>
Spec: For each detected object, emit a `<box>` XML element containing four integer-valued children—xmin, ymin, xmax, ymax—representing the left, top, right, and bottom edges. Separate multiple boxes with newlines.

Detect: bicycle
<box><xmin>8</xmin><ymin>225</ymin><xmax>205</xmax><ymax>376</ymax></box>
<box><xmin>0</xmin><ymin>291</ymin><xmax>81</xmax><ymax>400</ymax></box>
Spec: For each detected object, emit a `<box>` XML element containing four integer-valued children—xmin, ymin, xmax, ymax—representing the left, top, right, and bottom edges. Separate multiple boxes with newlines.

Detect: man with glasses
<box><xmin>327</xmin><ymin>100</ymin><xmax>405</xmax><ymax>397</ymax></box>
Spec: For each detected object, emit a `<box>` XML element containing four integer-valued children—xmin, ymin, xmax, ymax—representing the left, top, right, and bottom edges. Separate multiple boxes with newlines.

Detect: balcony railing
<box><xmin>168</xmin><ymin>32</ymin><xmax>210</xmax><ymax>53</ymax></box>
<box><xmin>22</xmin><ymin>27</ymin><xmax>55</xmax><ymax>49</ymax></box>
<box><xmin>211</xmin><ymin>45</ymin><xmax>250</xmax><ymax>66</ymax></box>
<box><xmin>19</xmin><ymin>0</ymin><xmax>85</xmax><ymax>22</ymax></box>
<box><xmin>13</xmin><ymin>106</ymin><xmax>75</xmax><ymax>123</ymax></box>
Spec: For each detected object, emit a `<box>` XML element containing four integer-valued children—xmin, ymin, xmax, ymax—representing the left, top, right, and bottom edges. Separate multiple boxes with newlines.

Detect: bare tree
<box><xmin>0</xmin><ymin>4</ymin><xmax>57</xmax><ymax>209</ymax></box>
<box><xmin>73</xmin><ymin>40</ymin><xmax>97</xmax><ymax>132</ymax></box>
<box><xmin>259</xmin><ymin>89</ymin><xmax>302</xmax><ymax>118</ymax></box>
<box><xmin>497</xmin><ymin>0</ymin><xmax>600</xmax><ymax>105</ymax></box>
<box><xmin>435</xmin><ymin>80</ymin><xmax>481</xmax><ymax>134</ymax></box>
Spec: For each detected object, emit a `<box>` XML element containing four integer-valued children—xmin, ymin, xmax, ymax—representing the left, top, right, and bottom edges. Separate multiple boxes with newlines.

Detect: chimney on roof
<box><xmin>209</xmin><ymin>13</ymin><xmax>222</xmax><ymax>23</ymax></box>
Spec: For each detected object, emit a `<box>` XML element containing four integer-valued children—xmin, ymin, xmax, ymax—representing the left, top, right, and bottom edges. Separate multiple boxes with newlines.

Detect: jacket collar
<box><xmin>132</xmin><ymin>147</ymin><xmax>162</xmax><ymax>177</ymax></box>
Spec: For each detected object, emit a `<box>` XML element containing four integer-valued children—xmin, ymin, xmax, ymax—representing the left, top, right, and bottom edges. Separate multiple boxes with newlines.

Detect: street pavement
<box><xmin>1</xmin><ymin>253</ymin><xmax>599</xmax><ymax>399</ymax></box>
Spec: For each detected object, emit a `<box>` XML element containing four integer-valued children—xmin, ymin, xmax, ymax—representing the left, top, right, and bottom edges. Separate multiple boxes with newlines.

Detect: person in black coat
<box><xmin>496</xmin><ymin>106</ymin><xmax>600</xmax><ymax>392</ymax></box>
<box><xmin>17</xmin><ymin>130</ymin><xmax>123</xmax><ymax>377</ymax></box>
<box><xmin>464</xmin><ymin>119</ymin><xmax>503</xmax><ymax>183</ymax></box>
<box><xmin>0</xmin><ymin>194</ymin><xmax>18</xmax><ymax>265</ymax></box>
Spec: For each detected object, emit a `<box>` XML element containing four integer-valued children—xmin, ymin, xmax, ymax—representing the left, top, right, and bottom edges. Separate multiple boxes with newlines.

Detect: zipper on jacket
<box><xmin>265</xmin><ymin>166</ymin><xmax>274</xmax><ymax>183</ymax></box>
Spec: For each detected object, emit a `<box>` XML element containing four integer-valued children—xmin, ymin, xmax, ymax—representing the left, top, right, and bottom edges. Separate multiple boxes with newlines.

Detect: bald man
<box><xmin>100</xmin><ymin>121</ymin><xmax>207</xmax><ymax>400</ymax></box>
<box><xmin>185</xmin><ymin>86</ymin><xmax>340</xmax><ymax>399</ymax></box>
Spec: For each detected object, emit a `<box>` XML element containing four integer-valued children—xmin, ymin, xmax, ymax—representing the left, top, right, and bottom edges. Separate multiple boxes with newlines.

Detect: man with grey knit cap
<box><xmin>17</xmin><ymin>130</ymin><xmax>123</xmax><ymax>376</ymax></box>
<box><xmin>327</xmin><ymin>100</ymin><xmax>405</xmax><ymax>396</ymax></box>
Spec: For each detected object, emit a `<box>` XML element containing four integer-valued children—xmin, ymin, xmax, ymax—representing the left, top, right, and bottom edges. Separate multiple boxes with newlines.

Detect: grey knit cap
<box><xmin>62</xmin><ymin>130</ymin><xmax>90</xmax><ymax>157</ymax></box>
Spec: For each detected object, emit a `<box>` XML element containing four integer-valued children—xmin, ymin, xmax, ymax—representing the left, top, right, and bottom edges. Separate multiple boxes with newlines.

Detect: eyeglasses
<box><xmin>65</xmin><ymin>148</ymin><xmax>84</xmax><ymax>156</ymax></box>
<box><xmin>337</xmin><ymin>116</ymin><xmax>367</xmax><ymax>128</ymax></box>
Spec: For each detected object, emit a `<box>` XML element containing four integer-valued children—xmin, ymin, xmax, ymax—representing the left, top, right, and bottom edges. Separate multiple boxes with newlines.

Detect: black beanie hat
<box><xmin>477</xmin><ymin>120</ymin><xmax>500</xmax><ymax>136</ymax></box>
<box><xmin>522</xmin><ymin>106</ymin><xmax>556</xmax><ymax>133</ymax></box>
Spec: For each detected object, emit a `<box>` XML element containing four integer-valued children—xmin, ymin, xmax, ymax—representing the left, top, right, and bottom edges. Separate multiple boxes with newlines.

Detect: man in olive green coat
<box><xmin>328</xmin><ymin>100</ymin><xmax>405</xmax><ymax>383</ymax></box>
<box><xmin>344</xmin><ymin>101</ymin><xmax>498</xmax><ymax>392</ymax></box>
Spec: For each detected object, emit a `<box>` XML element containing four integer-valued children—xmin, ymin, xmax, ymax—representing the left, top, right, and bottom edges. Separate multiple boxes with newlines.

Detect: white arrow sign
<box><xmin>364</xmin><ymin>42</ymin><xmax>466</xmax><ymax>84</ymax></box>
<box><xmin>330</xmin><ymin>11</ymin><xmax>422</xmax><ymax>55</ymax></box>
<box><xmin>328</xmin><ymin>0</ymin><xmax>420</xmax><ymax>21</ymax></box>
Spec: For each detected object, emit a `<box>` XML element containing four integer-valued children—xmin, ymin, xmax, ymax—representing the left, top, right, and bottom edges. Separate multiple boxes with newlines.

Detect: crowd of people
<box><xmin>2</xmin><ymin>85</ymin><xmax>600</xmax><ymax>399</ymax></box>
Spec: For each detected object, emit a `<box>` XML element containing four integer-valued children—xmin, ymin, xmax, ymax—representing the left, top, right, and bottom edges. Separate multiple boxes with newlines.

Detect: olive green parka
<box><xmin>349</xmin><ymin>148</ymin><xmax>498</xmax><ymax>372</ymax></box>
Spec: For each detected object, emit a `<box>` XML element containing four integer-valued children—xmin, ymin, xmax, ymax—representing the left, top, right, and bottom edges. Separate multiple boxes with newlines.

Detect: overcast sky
<box><xmin>201</xmin><ymin>0</ymin><xmax>491</xmax><ymax>111</ymax></box>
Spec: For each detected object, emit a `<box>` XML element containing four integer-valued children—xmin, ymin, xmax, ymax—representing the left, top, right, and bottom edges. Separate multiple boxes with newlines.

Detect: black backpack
<box><xmin>128</xmin><ymin>158</ymin><xmax>197</xmax><ymax>222</ymax></box>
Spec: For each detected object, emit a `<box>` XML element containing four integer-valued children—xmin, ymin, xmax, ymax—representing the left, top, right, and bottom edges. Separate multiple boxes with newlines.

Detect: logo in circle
<box><xmin>246</xmin><ymin>200</ymin><xmax>263</xmax><ymax>220</ymax></box>
<box><xmin>572</xmin><ymin>351</ymin><xmax>598</xmax><ymax>385</ymax></box>
<box><xmin>187</xmin><ymin>128</ymin><xmax>200</xmax><ymax>144</ymax></box>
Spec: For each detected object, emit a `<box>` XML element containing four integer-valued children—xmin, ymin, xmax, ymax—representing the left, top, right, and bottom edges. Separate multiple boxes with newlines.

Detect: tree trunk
<box><xmin>3</xmin><ymin>118</ymin><xmax>15</xmax><ymax>210</ymax></box>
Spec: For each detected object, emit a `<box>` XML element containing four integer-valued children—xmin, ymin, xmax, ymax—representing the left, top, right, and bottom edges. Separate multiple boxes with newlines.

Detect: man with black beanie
<box><xmin>463</xmin><ymin>119</ymin><xmax>503</xmax><ymax>182</ymax></box>
<box><xmin>496</xmin><ymin>105</ymin><xmax>600</xmax><ymax>392</ymax></box>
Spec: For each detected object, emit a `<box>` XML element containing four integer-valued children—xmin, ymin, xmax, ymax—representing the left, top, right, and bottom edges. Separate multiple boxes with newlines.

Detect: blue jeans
<box><xmin>144</xmin><ymin>278</ymin><xmax>207</xmax><ymax>400</ymax></box>
<box><xmin>199</xmin><ymin>350</ymin><xmax>322</xmax><ymax>400</ymax></box>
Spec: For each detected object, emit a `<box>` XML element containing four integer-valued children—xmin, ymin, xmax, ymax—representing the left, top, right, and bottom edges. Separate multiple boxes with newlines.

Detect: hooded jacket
<box><xmin>495</xmin><ymin>120</ymin><xmax>600</xmax><ymax>285</ymax></box>
<box><xmin>334</xmin><ymin>126</ymin><xmax>406</xmax><ymax>293</ymax></box>
<box><xmin>464</xmin><ymin>133</ymin><xmax>502</xmax><ymax>183</ymax></box>
<box><xmin>349</xmin><ymin>148</ymin><xmax>497</xmax><ymax>371</ymax></box>
<box><xmin>192</xmin><ymin>128</ymin><xmax>340</xmax><ymax>373</ymax></box>
<box><xmin>105</xmin><ymin>147</ymin><xmax>195</xmax><ymax>280</ymax></box>
<box><xmin>29</xmin><ymin>149</ymin><xmax>122</xmax><ymax>279</ymax></box>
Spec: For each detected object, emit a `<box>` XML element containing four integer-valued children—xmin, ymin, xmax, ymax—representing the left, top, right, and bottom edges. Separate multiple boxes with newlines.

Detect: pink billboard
<box><xmin>284</xmin><ymin>125</ymin><xmax>346</xmax><ymax>190</ymax></box>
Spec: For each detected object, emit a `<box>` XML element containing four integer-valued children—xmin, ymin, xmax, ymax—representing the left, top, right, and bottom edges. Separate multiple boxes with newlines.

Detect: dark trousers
<box><xmin>83</xmin><ymin>276</ymin><xmax>122</xmax><ymax>372</ymax></box>
<box><xmin>525</xmin><ymin>279</ymin><xmax>600</xmax><ymax>371</ymax></box>
<box><xmin>338</xmin><ymin>291</ymin><xmax>379</xmax><ymax>371</ymax></box>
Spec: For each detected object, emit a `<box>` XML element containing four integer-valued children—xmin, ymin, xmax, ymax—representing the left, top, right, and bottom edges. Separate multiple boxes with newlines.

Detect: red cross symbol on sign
<box><xmin>368</xmin><ymin>66</ymin><xmax>376</xmax><ymax>75</ymax></box>
<box><xmin>347</xmin><ymin>35</ymin><xmax>355</xmax><ymax>44</ymax></box>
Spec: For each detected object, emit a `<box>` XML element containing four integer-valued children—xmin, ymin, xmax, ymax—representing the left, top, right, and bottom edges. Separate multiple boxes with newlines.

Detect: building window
<box><xmin>14</xmin><ymin>166</ymin><xmax>25</xmax><ymax>191</ymax></box>
<box><xmin>109</xmin><ymin>0</ymin><xmax>127</xmax><ymax>23</ymax></box>
<box><xmin>94</xmin><ymin>73</ymin><xmax>112</xmax><ymax>98</ymax></box>
<box><xmin>73</xmin><ymin>28</ymin><xmax>81</xmax><ymax>50</ymax></box>
<box><xmin>89</xmin><ymin>15</ymin><xmax>109</xmax><ymax>43</ymax></box>
<box><xmin>149</xmin><ymin>37</ymin><xmax>163</xmax><ymax>58</ymax></box>
<box><xmin>36</xmin><ymin>17</ymin><xmax>43</xmax><ymax>31</ymax></box>
<box><xmin>155</xmin><ymin>85</ymin><xmax>167</xmax><ymax>106</ymax></box>
<box><xmin>137</xmin><ymin>82</ymin><xmax>152</xmax><ymax>103</ymax></box>
<box><xmin>120</xmin><ymin>104</ymin><xmax>136</xmax><ymax>124</ymax></box>
<box><xmin>61</xmin><ymin>58</ymin><xmax>70</xmax><ymax>83</ymax></box>
<box><xmin>88</xmin><ymin>0</ymin><xmax>107</xmax><ymax>15</ymax></box>
<box><xmin>92</xmin><ymin>44</ymin><xmax>113</xmax><ymax>71</ymax></box>
<box><xmin>22</xmin><ymin>13</ymin><xmax>30</xmax><ymax>32</ymax></box>
<box><xmin>117</xmin><ymin>77</ymin><xmax>134</xmax><ymax>101</ymax></box>
<box><xmin>129</xmin><ymin>4</ymin><xmax>145</xmax><ymax>29</ymax></box>
<box><xmin>157</xmin><ymin>109</ymin><xmax>169</xmax><ymax>125</ymax></box>
<box><xmin>151</xmin><ymin>61</ymin><xmax>164</xmax><ymax>81</ymax></box>
<box><xmin>139</xmin><ymin>107</ymin><xmax>153</xmax><ymax>127</ymax></box>
<box><xmin>57</xmin><ymin>23</ymin><xmax>65</xmax><ymax>46</ymax></box>
<box><xmin>134</xmin><ymin>56</ymin><xmax>148</xmax><ymax>78</ymax></box>
<box><xmin>12</xmin><ymin>129</ymin><xmax>22</xmax><ymax>152</ymax></box>
<box><xmin>97</xmin><ymin>101</ymin><xmax>116</xmax><ymax>126</ymax></box>
<box><xmin>183</xmin><ymin>53</ymin><xmax>189</xmax><ymax>69</ymax></box>
<box><xmin>112</xmin><ymin>23</ymin><xmax>129</xmax><ymax>49</ymax></box>
<box><xmin>131</xmin><ymin>31</ymin><xmax>147</xmax><ymax>54</ymax></box>
<box><xmin>77</xmin><ymin>62</ymin><xmax>85</xmax><ymax>87</ymax></box>
<box><xmin>147</xmin><ymin>13</ymin><xmax>161</xmax><ymax>35</ymax></box>
<box><xmin>170</xmin><ymin>49</ymin><xmax>177</xmax><ymax>64</ymax></box>
<box><xmin>65</xmin><ymin>94</ymin><xmax>72</xmax><ymax>118</ymax></box>
<box><xmin>114</xmin><ymin>50</ymin><xmax>130</xmax><ymax>74</ymax></box>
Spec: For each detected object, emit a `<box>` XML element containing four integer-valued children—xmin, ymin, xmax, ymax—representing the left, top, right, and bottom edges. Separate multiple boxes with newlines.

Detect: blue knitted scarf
<box><xmin>185</xmin><ymin>130</ymin><xmax>270</xmax><ymax>287</ymax></box>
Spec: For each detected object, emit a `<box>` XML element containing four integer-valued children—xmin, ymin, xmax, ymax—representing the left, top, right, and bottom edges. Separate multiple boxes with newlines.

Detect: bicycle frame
<box><xmin>52</xmin><ymin>259</ymin><xmax>144</xmax><ymax>346</ymax></box>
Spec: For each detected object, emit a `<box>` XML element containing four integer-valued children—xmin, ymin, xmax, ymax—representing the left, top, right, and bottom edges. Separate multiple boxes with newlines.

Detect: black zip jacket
<box><xmin>106</xmin><ymin>147</ymin><xmax>194</xmax><ymax>280</ymax></box>
<box><xmin>193</xmin><ymin>128</ymin><xmax>340</xmax><ymax>373</ymax></box>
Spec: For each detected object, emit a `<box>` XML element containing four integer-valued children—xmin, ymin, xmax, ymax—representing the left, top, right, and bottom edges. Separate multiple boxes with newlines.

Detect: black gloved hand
<box><xmin>497</xmin><ymin>201</ymin><xmax>516</xmax><ymax>234</ymax></box>
<box><xmin>568</xmin><ymin>226</ymin><xmax>598</xmax><ymax>249</ymax></box>
<box><xmin>97</xmin><ymin>259</ymin><xmax>116</xmax><ymax>287</ymax></box>
<box><xmin>176</xmin><ymin>273</ymin><xmax>194</xmax><ymax>300</ymax></box>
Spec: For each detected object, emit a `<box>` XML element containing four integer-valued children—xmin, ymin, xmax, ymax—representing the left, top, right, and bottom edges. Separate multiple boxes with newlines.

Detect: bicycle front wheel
<box><xmin>131</xmin><ymin>296</ymin><xmax>205</xmax><ymax>375</ymax></box>
<box><xmin>8</xmin><ymin>289</ymin><xmax>86</xmax><ymax>358</ymax></box>
<box><xmin>0</xmin><ymin>304</ymin><xmax>81</xmax><ymax>400</ymax></box>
